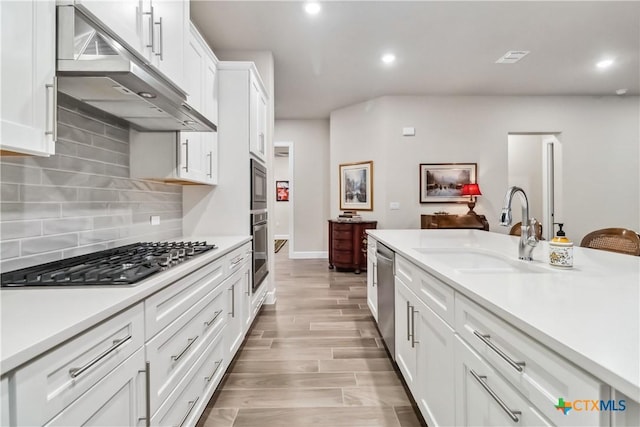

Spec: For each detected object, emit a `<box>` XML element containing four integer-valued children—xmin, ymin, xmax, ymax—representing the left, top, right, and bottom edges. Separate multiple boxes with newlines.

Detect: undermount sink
<box><xmin>412</xmin><ymin>248</ymin><xmax>549</xmax><ymax>274</ymax></box>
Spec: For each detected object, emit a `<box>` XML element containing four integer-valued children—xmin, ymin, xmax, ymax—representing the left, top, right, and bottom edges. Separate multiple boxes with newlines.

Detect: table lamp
<box><xmin>461</xmin><ymin>183</ymin><xmax>482</xmax><ymax>214</ymax></box>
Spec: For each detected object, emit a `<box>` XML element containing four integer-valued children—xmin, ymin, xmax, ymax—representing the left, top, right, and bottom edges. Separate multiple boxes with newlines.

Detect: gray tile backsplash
<box><xmin>0</xmin><ymin>99</ymin><xmax>183</xmax><ymax>272</ymax></box>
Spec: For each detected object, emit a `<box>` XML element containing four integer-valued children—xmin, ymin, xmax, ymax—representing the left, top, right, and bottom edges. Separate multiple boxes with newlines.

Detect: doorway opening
<box><xmin>507</xmin><ymin>133</ymin><xmax>563</xmax><ymax>241</ymax></box>
<box><xmin>273</xmin><ymin>141</ymin><xmax>294</xmax><ymax>258</ymax></box>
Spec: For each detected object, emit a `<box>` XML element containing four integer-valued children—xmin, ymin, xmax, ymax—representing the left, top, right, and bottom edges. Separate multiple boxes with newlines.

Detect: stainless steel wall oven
<box><xmin>251</xmin><ymin>211</ymin><xmax>268</xmax><ymax>291</ymax></box>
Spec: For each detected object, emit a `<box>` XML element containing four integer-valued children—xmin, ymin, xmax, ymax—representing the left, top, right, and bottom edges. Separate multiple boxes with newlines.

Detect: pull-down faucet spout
<box><xmin>500</xmin><ymin>186</ymin><xmax>539</xmax><ymax>261</ymax></box>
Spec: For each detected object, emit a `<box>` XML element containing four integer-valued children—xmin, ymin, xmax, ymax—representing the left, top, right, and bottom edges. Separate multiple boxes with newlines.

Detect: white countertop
<box><xmin>0</xmin><ymin>235</ymin><xmax>251</xmax><ymax>373</ymax></box>
<box><xmin>368</xmin><ymin>229</ymin><xmax>640</xmax><ymax>399</ymax></box>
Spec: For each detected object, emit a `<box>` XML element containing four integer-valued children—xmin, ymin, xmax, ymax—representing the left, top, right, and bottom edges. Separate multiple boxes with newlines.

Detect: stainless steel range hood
<box><xmin>56</xmin><ymin>5</ymin><xmax>216</xmax><ymax>132</ymax></box>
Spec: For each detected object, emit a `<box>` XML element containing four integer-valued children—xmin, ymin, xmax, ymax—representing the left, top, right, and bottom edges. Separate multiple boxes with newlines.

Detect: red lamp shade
<box><xmin>461</xmin><ymin>183</ymin><xmax>482</xmax><ymax>196</ymax></box>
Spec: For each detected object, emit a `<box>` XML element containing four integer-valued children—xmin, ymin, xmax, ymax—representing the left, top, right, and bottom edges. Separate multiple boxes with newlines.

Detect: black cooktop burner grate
<box><xmin>1</xmin><ymin>241</ymin><xmax>217</xmax><ymax>287</ymax></box>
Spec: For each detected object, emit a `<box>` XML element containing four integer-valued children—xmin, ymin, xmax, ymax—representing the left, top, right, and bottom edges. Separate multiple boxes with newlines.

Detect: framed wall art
<box><xmin>339</xmin><ymin>160</ymin><xmax>373</xmax><ymax>211</ymax></box>
<box><xmin>276</xmin><ymin>180</ymin><xmax>289</xmax><ymax>201</ymax></box>
<box><xmin>419</xmin><ymin>163</ymin><xmax>477</xmax><ymax>203</ymax></box>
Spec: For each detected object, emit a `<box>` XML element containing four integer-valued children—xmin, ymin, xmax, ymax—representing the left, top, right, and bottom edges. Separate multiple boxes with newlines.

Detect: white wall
<box><xmin>330</xmin><ymin>95</ymin><xmax>640</xmax><ymax>243</ymax></box>
<box><xmin>274</xmin><ymin>120</ymin><xmax>330</xmax><ymax>254</ymax></box>
<box><xmin>273</xmin><ymin>155</ymin><xmax>290</xmax><ymax>238</ymax></box>
<box><xmin>508</xmin><ymin>134</ymin><xmax>544</xmax><ymax>224</ymax></box>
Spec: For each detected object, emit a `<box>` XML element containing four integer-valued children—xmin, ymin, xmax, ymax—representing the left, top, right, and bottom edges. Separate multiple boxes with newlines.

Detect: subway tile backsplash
<box><xmin>0</xmin><ymin>99</ymin><xmax>183</xmax><ymax>272</ymax></box>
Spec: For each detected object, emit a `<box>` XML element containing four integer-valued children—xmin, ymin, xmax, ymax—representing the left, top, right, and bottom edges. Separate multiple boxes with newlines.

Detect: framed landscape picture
<box><xmin>339</xmin><ymin>160</ymin><xmax>373</xmax><ymax>211</ymax></box>
<box><xmin>276</xmin><ymin>180</ymin><xmax>289</xmax><ymax>201</ymax></box>
<box><xmin>419</xmin><ymin>163</ymin><xmax>477</xmax><ymax>203</ymax></box>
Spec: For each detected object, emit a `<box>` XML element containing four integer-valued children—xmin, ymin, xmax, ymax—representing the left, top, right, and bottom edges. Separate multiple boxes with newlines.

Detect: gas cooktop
<box><xmin>0</xmin><ymin>241</ymin><xmax>217</xmax><ymax>288</ymax></box>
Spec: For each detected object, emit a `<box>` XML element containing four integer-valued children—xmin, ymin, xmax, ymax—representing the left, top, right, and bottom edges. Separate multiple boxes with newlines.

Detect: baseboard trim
<box><xmin>274</xmin><ymin>234</ymin><xmax>289</xmax><ymax>240</ymax></box>
<box><xmin>290</xmin><ymin>251</ymin><xmax>328</xmax><ymax>259</ymax></box>
<box><xmin>265</xmin><ymin>289</ymin><xmax>277</xmax><ymax>304</ymax></box>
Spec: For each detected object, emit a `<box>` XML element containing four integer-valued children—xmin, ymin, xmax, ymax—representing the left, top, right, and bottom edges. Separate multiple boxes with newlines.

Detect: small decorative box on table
<box><xmin>328</xmin><ymin>220</ymin><xmax>377</xmax><ymax>274</ymax></box>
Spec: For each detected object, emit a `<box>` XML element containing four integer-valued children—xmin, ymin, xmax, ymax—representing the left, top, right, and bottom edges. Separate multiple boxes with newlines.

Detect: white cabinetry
<box><xmin>143</xmin><ymin>0</ymin><xmax>188</xmax><ymax>92</ymax></box>
<box><xmin>13</xmin><ymin>304</ymin><xmax>145</xmax><ymax>426</ymax></box>
<box><xmin>130</xmin><ymin>23</ymin><xmax>218</xmax><ymax>185</ymax></box>
<box><xmin>225</xmin><ymin>254</ymin><xmax>251</xmax><ymax>357</ymax></box>
<box><xmin>219</xmin><ymin>62</ymin><xmax>268</xmax><ymax>165</ymax></box>
<box><xmin>1</xmin><ymin>376</ymin><xmax>9</xmax><ymax>426</ymax></box>
<box><xmin>366</xmin><ymin>238</ymin><xmax>378</xmax><ymax>321</ymax></box>
<box><xmin>249</xmin><ymin>74</ymin><xmax>268</xmax><ymax>162</ymax></box>
<box><xmin>456</xmin><ymin>293</ymin><xmax>609</xmax><ymax>427</ymax></box>
<box><xmin>395</xmin><ymin>275</ymin><xmax>455</xmax><ymax>427</ymax></box>
<box><xmin>0</xmin><ymin>0</ymin><xmax>56</xmax><ymax>156</ymax></box>
<box><xmin>455</xmin><ymin>336</ymin><xmax>553</xmax><ymax>427</ymax></box>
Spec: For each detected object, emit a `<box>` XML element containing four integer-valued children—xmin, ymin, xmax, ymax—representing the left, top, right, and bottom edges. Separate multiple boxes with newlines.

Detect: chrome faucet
<box><xmin>499</xmin><ymin>186</ymin><xmax>539</xmax><ymax>261</ymax></box>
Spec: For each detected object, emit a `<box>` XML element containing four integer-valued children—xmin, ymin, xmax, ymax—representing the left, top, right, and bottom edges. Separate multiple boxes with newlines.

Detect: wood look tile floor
<box><xmin>197</xmin><ymin>243</ymin><xmax>425</xmax><ymax>427</ymax></box>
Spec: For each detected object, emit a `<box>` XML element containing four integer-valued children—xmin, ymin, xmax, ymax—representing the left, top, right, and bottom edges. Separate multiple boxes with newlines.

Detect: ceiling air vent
<box><xmin>495</xmin><ymin>50</ymin><xmax>530</xmax><ymax>64</ymax></box>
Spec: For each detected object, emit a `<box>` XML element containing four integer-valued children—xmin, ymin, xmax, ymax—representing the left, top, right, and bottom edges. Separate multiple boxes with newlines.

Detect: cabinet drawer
<box><xmin>145</xmin><ymin>257</ymin><xmax>225</xmax><ymax>339</ymax></box>
<box><xmin>332</xmin><ymin>230</ymin><xmax>353</xmax><ymax>240</ymax></box>
<box><xmin>42</xmin><ymin>348</ymin><xmax>145</xmax><ymax>427</ymax></box>
<box><xmin>395</xmin><ymin>255</ymin><xmax>454</xmax><ymax>325</ymax></box>
<box><xmin>332</xmin><ymin>250</ymin><xmax>353</xmax><ymax>264</ymax></box>
<box><xmin>147</xmin><ymin>282</ymin><xmax>227</xmax><ymax>413</ymax></box>
<box><xmin>14</xmin><ymin>304</ymin><xmax>144</xmax><ymax>426</ymax></box>
<box><xmin>226</xmin><ymin>243</ymin><xmax>252</xmax><ymax>276</ymax></box>
<box><xmin>333</xmin><ymin>239</ymin><xmax>353</xmax><ymax>250</ymax></box>
<box><xmin>151</xmin><ymin>327</ymin><xmax>227</xmax><ymax>426</ymax></box>
<box><xmin>332</xmin><ymin>223</ymin><xmax>353</xmax><ymax>232</ymax></box>
<box><xmin>455</xmin><ymin>294</ymin><xmax>609</xmax><ymax>426</ymax></box>
<box><xmin>455</xmin><ymin>336</ymin><xmax>554</xmax><ymax>427</ymax></box>
<box><xmin>251</xmin><ymin>283</ymin><xmax>268</xmax><ymax>320</ymax></box>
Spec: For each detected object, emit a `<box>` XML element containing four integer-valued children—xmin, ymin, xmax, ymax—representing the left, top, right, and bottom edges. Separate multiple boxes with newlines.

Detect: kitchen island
<box><xmin>368</xmin><ymin>229</ymin><xmax>639</xmax><ymax>427</ymax></box>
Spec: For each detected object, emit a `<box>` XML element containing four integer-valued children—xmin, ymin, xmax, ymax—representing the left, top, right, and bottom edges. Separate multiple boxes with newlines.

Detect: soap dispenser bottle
<box><xmin>549</xmin><ymin>223</ymin><xmax>573</xmax><ymax>268</ymax></box>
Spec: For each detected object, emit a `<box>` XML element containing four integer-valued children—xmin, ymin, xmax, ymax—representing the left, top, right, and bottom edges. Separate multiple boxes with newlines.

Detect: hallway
<box><xmin>196</xmin><ymin>243</ymin><xmax>423</xmax><ymax>427</ymax></box>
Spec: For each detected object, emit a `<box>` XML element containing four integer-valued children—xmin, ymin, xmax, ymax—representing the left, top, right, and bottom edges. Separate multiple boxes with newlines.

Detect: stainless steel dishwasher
<box><xmin>376</xmin><ymin>243</ymin><xmax>395</xmax><ymax>360</ymax></box>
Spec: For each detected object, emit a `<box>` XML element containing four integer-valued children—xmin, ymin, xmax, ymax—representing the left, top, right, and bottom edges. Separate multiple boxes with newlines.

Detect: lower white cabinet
<box><xmin>1</xmin><ymin>376</ymin><xmax>9</xmax><ymax>426</ymax></box>
<box><xmin>225</xmin><ymin>261</ymin><xmax>251</xmax><ymax>357</ymax></box>
<box><xmin>14</xmin><ymin>304</ymin><xmax>145</xmax><ymax>426</ymax></box>
<box><xmin>455</xmin><ymin>336</ymin><xmax>553</xmax><ymax>427</ymax></box>
<box><xmin>146</xmin><ymin>281</ymin><xmax>227</xmax><ymax>414</ymax></box>
<box><xmin>395</xmin><ymin>277</ymin><xmax>455</xmax><ymax>427</ymax></box>
<box><xmin>42</xmin><ymin>348</ymin><xmax>146</xmax><ymax>427</ymax></box>
<box><xmin>151</xmin><ymin>328</ymin><xmax>226</xmax><ymax>427</ymax></box>
<box><xmin>367</xmin><ymin>247</ymin><xmax>378</xmax><ymax>321</ymax></box>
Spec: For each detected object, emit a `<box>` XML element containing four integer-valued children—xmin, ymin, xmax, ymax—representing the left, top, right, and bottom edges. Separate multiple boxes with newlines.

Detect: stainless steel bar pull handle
<box><xmin>229</xmin><ymin>285</ymin><xmax>235</xmax><ymax>317</ymax></box>
<box><xmin>473</xmin><ymin>330</ymin><xmax>525</xmax><ymax>372</ymax></box>
<box><xmin>155</xmin><ymin>17</ymin><xmax>163</xmax><ymax>60</ymax></box>
<box><xmin>208</xmin><ymin>151</ymin><xmax>213</xmax><ymax>177</ymax></box>
<box><xmin>204</xmin><ymin>359</ymin><xmax>224</xmax><ymax>383</ymax></box>
<box><xmin>69</xmin><ymin>335</ymin><xmax>132</xmax><ymax>378</ymax></box>
<box><xmin>136</xmin><ymin>361</ymin><xmax>151</xmax><ymax>427</ymax></box>
<box><xmin>171</xmin><ymin>336</ymin><xmax>198</xmax><ymax>362</ymax></box>
<box><xmin>204</xmin><ymin>310</ymin><xmax>223</xmax><ymax>328</ymax></box>
<box><xmin>470</xmin><ymin>370</ymin><xmax>521</xmax><ymax>423</ymax></box>
<box><xmin>406</xmin><ymin>301</ymin><xmax>411</xmax><ymax>341</ymax></box>
<box><xmin>45</xmin><ymin>77</ymin><xmax>57</xmax><ymax>141</ymax></box>
<box><xmin>175</xmin><ymin>396</ymin><xmax>199</xmax><ymax>427</ymax></box>
<box><xmin>144</xmin><ymin>6</ymin><xmax>155</xmax><ymax>51</ymax></box>
<box><xmin>411</xmin><ymin>307</ymin><xmax>419</xmax><ymax>348</ymax></box>
<box><xmin>182</xmin><ymin>139</ymin><xmax>189</xmax><ymax>172</ymax></box>
<box><xmin>246</xmin><ymin>271</ymin><xmax>251</xmax><ymax>296</ymax></box>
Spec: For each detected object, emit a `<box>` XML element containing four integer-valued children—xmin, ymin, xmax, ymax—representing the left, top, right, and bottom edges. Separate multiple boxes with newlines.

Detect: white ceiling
<box><xmin>191</xmin><ymin>1</ymin><xmax>640</xmax><ymax>119</ymax></box>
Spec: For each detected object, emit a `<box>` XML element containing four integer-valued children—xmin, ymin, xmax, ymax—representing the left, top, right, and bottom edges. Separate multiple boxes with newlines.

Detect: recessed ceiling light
<box><xmin>305</xmin><ymin>2</ymin><xmax>321</xmax><ymax>15</ymax></box>
<box><xmin>381</xmin><ymin>53</ymin><xmax>396</xmax><ymax>64</ymax></box>
<box><xmin>596</xmin><ymin>59</ymin><xmax>614</xmax><ymax>69</ymax></box>
<box><xmin>616</xmin><ymin>88</ymin><xmax>628</xmax><ymax>95</ymax></box>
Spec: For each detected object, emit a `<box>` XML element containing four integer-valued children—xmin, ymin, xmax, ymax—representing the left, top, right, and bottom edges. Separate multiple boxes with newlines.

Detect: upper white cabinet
<box><xmin>0</xmin><ymin>0</ymin><xmax>56</xmax><ymax>156</ymax></box>
<box><xmin>130</xmin><ymin>22</ymin><xmax>218</xmax><ymax>185</ymax></box>
<box><xmin>142</xmin><ymin>0</ymin><xmax>189</xmax><ymax>92</ymax></box>
<box><xmin>249</xmin><ymin>73</ymin><xmax>268</xmax><ymax>162</ymax></box>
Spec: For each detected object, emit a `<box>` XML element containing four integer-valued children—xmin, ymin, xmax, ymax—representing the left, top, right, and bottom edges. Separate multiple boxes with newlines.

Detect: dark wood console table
<box><xmin>421</xmin><ymin>214</ymin><xmax>489</xmax><ymax>231</ymax></box>
<box><xmin>328</xmin><ymin>220</ymin><xmax>377</xmax><ymax>274</ymax></box>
